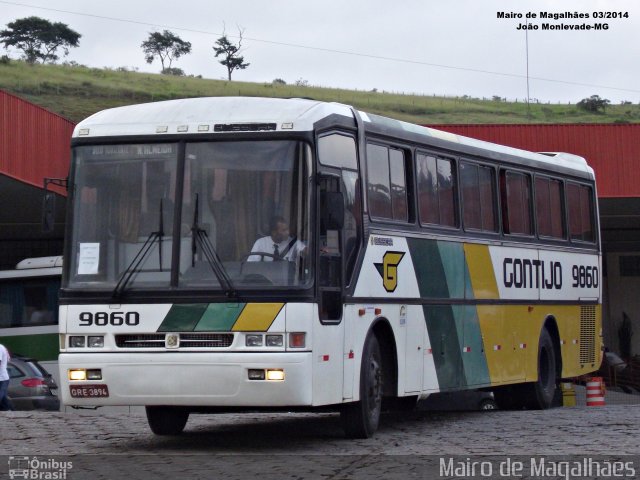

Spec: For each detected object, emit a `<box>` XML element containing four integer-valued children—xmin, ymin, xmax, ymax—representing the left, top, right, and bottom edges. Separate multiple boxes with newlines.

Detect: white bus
<box><xmin>0</xmin><ymin>256</ymin><xmax>62</xmax><ymax>380</ymax></box>
<box><xmin>59</xmin><ymin>97</ymin><xmax>601</xmax><ymax>437</ymax></box>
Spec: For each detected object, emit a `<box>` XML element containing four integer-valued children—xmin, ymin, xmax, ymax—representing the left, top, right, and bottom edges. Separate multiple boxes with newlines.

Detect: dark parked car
<box><xmin>7</xmin><ymin>357</ymin><xmax>60</xmax><ymax>411</ymax></box>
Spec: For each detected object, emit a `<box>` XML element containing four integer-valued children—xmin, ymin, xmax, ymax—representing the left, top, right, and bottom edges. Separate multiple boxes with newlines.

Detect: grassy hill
<box><xmin>1</xmin><ymin>60</ymin><xmax>638</xmax><ymax>125</ymax></box>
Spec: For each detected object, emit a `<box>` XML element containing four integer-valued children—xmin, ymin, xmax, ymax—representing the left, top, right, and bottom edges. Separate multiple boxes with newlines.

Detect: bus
<box><xmin>59</xmin><ymin>97</ymin><xmax>602</xmax><ymax>437</ymax></box>
<box><xmin>0</xmin><ymin>256</ymin><xmax>62</xmax><ymax>379</ymax></box>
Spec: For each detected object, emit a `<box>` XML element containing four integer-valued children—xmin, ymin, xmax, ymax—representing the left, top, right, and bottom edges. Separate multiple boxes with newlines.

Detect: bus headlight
<box><xmin>246</xmin><ymin>334</ymin><xmax>263</xmax><ymax>347</ymax></box>
<box><xmin>69</xmin><ymin>336</ymin><xmax>85</xmax><ymax>348</ymax></box>
<box><xmin>265</xmin><ymin>334</ymin><xmax>283</xmax><ymax>347</ymax></box>
<box><xmin>88</xmin><ymin>336</ymin><xmax>104</xmax><ymax>348</ymax></box>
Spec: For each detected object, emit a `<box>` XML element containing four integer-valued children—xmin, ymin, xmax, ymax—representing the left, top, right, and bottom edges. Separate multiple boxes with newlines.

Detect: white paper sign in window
<box><xmin>78</xmin><ymin>243</ymin><xmax>100</xmax><ymax>275</ymax></box>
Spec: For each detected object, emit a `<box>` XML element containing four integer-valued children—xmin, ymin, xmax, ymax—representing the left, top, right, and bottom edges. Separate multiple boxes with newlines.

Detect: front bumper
<box><xmin>59</xmin><ymin>352</ymin><xmax>313</xmax><ymax>407</ymax></box>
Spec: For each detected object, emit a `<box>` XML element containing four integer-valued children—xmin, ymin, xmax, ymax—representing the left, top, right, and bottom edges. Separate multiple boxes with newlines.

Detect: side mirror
<box><xmin>320</xmin><ymin>191</ymin><xmax>344</xmax><ymax>230</ymax></box>
<box><xmin>42</xmin><ymin>191</ymin><xmax>56</xmax><ymax>233</ymax></box>
<box><xmin>42</xmin><ymin>177</ymin><xmax>68</xmax><ymax>233</ymax></box>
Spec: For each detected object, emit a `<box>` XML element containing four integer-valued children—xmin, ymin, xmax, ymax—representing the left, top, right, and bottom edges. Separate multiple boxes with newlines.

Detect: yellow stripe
<box><xmin>464</xmin><ymin>244</ymin><xmax>499</xmax><ymax>299</ymax></box>
<box><xmin>232</xmin><ymin>303</ymin><xmax>284</xmax><ymax>331</ymax></box>
<box><xmin>476</xmin><ymin>304</ymin><xmax>601</xmax><ymax>385</ymax></box>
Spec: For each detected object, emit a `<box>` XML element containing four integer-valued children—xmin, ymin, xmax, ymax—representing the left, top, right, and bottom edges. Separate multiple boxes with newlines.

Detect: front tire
<box><xmin>341</xmin><ymin>334</ymin><xmax>383</xmax><ymax>438</ymax></box>
<box><xmin>146</xmin><ymin>406</ymin><xmax>189</xmax><ymax>435</ymax></box>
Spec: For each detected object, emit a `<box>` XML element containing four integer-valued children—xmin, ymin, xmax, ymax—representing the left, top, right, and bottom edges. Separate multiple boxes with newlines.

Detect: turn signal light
<box><xmin>289</xmin><ymin>332</ymin><xmax>306</xmax><ymax>348</ymax></box>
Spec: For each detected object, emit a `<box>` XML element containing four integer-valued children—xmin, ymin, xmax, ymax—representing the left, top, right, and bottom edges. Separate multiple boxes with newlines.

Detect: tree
<box><xmin>213</xmin><ymin>27</ymin><xmax>250</xmax><ymax>81</ymax></box>
<box><xmin>141</xmin><ymin>30</ymin><xmax>191</xmax><ymax>72</ymax></box>
<box><xmin>577</xmin><ymin>95</ymin><xmax>610</xmax><ymax>113</ymax></box>
<box><xmin>0</xmin><ymin>16</ymin><xmax>80</xmax><ymax>64</ymax></box>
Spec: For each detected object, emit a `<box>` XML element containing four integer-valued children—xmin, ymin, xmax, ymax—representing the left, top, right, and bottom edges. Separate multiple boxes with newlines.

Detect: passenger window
<box><xmin>567</xmin><ymin>182</ymin><xmax>595</xmax><ymax>242</ymax></box>
<box><xmin>535</xmin><ymin>177</ymin><xmax>565</xmax><ymax>239</ymax></box>
<box><xmin>502</xmin><ymin>171</ymin><xmax>533</xmax><ymax>236</ymax></box>
<box><xmin>460</xmin><ymin>162</ymin><xmax>497</xmax><ymax>232</ymax></box>
<box><xmin>366</xmin><ymin>143</ymin><xmax>407</xmax><ymax>221</ymax></box>
<box><xmin>417</xmin><ymin>154</ymin><xmax>457</xmax><ymax>228</ymax></box>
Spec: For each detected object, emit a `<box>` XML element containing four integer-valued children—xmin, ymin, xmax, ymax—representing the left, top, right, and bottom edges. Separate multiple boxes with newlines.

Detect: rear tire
<box><xmin>341</xmin><ymin>334</ymin><xmax>383</xmax><ymax>438</ymax></box>
<box><xmin>493</xmin><ymin>328</ymin><xmax>558</xmax><ymax>410</ymax></box>
<box><xmin>146</xmin><ymin>406</ymin><xmax>189</xmax><ymax>435</ymax></box>
<box><xmin>525</xmin><ymin>328</ymin><xmax>558</xmax><ymax>409</ymax></box>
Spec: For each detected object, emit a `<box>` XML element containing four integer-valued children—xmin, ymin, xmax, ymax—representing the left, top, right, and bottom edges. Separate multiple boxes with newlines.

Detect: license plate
<box><xmin>70</xmin><ymin>384</ymin><xmax>109</xmax><ymax>398</ymax></box>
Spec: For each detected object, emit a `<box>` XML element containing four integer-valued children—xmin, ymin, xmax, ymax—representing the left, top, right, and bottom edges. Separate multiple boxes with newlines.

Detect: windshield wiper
<box><xmin>191</xmin><ymin>194</ymin><xmax>236</xmax><ymax>297</ymax></box>
<box><xmin>112</xmin><ymin>199</ymin><xmax>165</xmax><ymax>298</ymax></box>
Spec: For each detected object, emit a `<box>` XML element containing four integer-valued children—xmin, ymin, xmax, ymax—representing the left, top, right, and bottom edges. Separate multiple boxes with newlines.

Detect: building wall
<box><xmin>605</xmin><ymin>253</ymin><xmax>640</xmax><ymax>357</ymax></box>
<box><xmin>0</xmin><ymin>89</ymin><xmax>73</xmax><ymax>193</ymax></box>
<box><xmin>0</xmin><ymin>90</ymin><xmax>73</xmax><ymax>267</ymax></box>
<box><xmin>431</xmin><ymin>124</ymin><xmax>640</xmax><ymax>198</ymax></box>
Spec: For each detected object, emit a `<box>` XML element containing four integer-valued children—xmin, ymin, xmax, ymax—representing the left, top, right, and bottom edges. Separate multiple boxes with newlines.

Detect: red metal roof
<box><xmin>0</xmin><ymin>89</ymin><xmax>74</xmax><ymax>194</ymax></box>
<box><xmin>430</xmin><ymin>124</ymin><xmax>640</xmax><ymax>199</ymax></box>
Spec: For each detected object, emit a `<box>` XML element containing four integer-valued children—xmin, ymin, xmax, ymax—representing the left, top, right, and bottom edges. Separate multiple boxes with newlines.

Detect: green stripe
<box><xmin>424</xmin><ymin>304</ymin><xmax>491</xmax><ymax>390</ymax></box>
<box><xmin>424</xmin><ymin>305</ymin><xmax>462</xmax><ymax>390</ymax></box>
<box><xmin>158</xmin><ymin>304</ymin><xmax>208</xmax><ymax>332</ymax></box>
<box><xmin>195</xmin><ymin>303</ymin><xmax>245</xmax><ymax>331</ymax></box>
<box><xmin>0</xmin><ymin>333</ymin><xmax>59</xmax><ymax>361</ymax></box>
<box><xmin>408</xmin><ymin>238</ymin><xmax>450</xmax><ymax>298</ymax></box>
<box><xmin>437</xmin><ymin>241</ymin><xmax>466</xmax><ymax>299</ymax></box>
<box><xmin>459</xmin><ymin>305</ymin><xmax>491</xmax><ymax>386</ymax></box>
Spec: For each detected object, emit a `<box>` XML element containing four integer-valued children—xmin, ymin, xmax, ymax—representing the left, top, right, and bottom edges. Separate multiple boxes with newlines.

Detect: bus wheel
<box><xmin>492</xmin><ymin>328</ymin><xmax>558</xmax><ymax>410</ymax></box>
<box><xmin>341</xmin><ymin>334</ymin><xmax>383</xmax><ymax>438</ymax></box>
<box><xmin>526</xmin><ymin>328</ymin><xmax>558</xmax><ymax>409</ymax></box>
<box><xmin>146</xmin><ymin>406</ymin><xmax>189</xmax><ymax>435</ymax></box>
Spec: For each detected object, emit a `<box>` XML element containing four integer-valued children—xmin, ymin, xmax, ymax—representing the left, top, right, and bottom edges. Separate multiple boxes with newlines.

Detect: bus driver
<box><xmin>248</xmin><ymin>216</ymin><xmax>306</xmax><ymax>262</ymax></box>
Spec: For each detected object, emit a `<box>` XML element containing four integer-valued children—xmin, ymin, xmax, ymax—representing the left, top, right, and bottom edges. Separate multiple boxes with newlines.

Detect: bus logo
<box><xmin>375</xmin><ymin>251</ymin><xmax>405</xmax><ymax>292</ymax></box>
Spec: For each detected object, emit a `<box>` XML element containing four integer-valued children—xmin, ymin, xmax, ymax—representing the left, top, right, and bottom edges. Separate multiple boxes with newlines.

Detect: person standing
<box><xmin>0</xmin><ymin>342</ymin><xmax>14</xmax><ymax>411</ymax></box>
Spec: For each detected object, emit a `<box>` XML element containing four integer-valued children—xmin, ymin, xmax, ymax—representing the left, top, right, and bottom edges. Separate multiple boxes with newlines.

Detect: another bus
<box><xmin>0</xmin><ymin>256</ymin><xmax>62</xmax><ymax>378</ymax></box>
<box><xmin>59</xmin><ymin>97</ymin><xmax>602</xmax><ymax>437</ymax></box>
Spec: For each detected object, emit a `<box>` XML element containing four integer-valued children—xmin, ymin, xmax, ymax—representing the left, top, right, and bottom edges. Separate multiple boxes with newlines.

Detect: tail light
<box><xmin>21</xmin><ymin>378</ymin><xmax>46</xmax><ymax>388</ymax></box>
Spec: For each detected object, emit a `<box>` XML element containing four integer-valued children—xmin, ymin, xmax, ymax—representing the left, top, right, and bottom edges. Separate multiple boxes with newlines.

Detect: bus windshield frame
<box><xmin>65</xmin><ymin>139</ymin><xmax>314</xmax><ymax>296</ymax></box>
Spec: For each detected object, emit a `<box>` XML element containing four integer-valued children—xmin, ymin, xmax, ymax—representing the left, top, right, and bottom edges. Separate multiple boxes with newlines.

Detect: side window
<box><xmin>342</xmin><ymin>170</ymin><xmax>363</xmax><ymax>286</ymax></box>
<box><xmin>389</xmin><ymin>149</ymin><xmax>408</xmax><ymax>221</ymax></box>
<box><xmin>317</xmin><ymin>134</ymin><xmax>358</xmax><ymax>170</ymax></box>
<box><xmin>366</xmin><ymin>143</ymin><xmax>407</xmax><ymax>221</ymax></box>
<box><xmin>416</xmin><ymin>153</ymin><xmax>457</xmax><ymax>228</ymax></box>
<box><xmin>460</xmin><ymin>161</ymin><xmax>497</xmax><ymax>232</ymax></box>
<box><xmin>8</xmin><ymin>364</ymin><xmax>24</xmax><ymax>379</ymax></box>
<box><xmin>567</xmin><ymin>182</ymin><xmax>595</xmax><ymax>242</ymax></box>
<box><xmin>535</xmin><ymin>176</ymin><xmax>565</xmax><ymax>239</ymax></box>
<box><xmin>502</xmin><ymin>170</ymin><xmax>533</xmax><ymax>236</ymax></box>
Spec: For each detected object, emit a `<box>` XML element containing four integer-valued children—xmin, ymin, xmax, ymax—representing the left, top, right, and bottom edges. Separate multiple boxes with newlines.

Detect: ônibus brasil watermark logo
<box><xmin>8</xmin><ymin>456</ymin><xmax>73</xmax><ymax>479</ymax></box>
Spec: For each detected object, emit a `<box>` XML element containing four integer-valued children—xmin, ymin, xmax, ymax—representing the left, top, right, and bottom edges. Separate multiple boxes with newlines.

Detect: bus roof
<box><xmin>73</xmin><ymin>97</ymin><xmax>594</xmax><ymax>178</ymax></box>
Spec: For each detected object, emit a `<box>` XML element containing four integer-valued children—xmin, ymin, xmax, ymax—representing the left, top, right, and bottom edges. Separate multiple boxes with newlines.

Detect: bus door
<box><xmin>316</xmin><ymin>132</ymin><xmax>363</xmax><ymax>401</ymax></box>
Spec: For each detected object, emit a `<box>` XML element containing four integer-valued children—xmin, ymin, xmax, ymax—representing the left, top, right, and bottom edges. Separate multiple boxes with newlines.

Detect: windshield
<box><xmin>67</xmin><ymin>141</ymin><xmax>312</xmax><ymax>292</ymax></box>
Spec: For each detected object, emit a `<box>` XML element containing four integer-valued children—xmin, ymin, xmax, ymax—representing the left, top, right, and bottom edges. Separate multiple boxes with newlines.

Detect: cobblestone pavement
<box><xmin>1</xmin><ymin>403</ymin><xmax>639</xmax><ymax>479</ymax></box>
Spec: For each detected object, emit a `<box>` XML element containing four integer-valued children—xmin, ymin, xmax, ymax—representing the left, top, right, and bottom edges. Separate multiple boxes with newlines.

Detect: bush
<box><xmin>162</xmin><ymin>67</ymin><xmax>185</xmax><ymax>76</ymax></box>
<box><xmin>272</xmin><ymin>78</ymin><xmax>286</xmax><ymax>85</ymax></box>
<box><xmin>577</xmin><ymin>95</ymin><xmax>610</xmax><ymax>113</ymax></box>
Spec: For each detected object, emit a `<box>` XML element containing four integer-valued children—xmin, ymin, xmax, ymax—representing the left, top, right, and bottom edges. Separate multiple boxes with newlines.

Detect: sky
<box><xmin>1</xmin><ymin>0</ymin><xmax>639</xmax><ymax>104</ymax></box>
